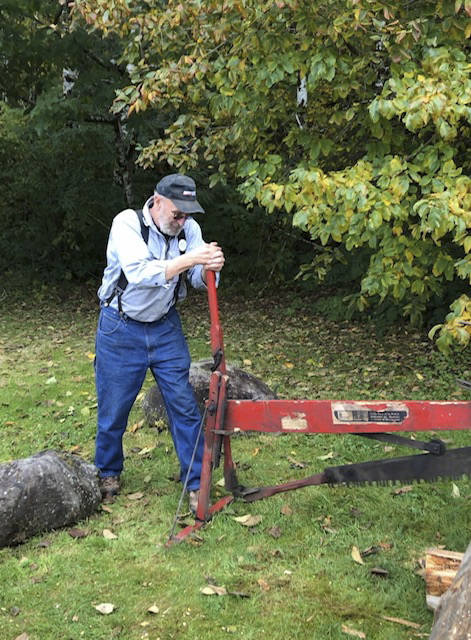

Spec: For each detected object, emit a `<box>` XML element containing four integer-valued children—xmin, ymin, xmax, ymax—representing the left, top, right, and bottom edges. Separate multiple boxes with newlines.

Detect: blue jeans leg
<box><xmin>94</xmin><ymin>307</ymin><xmax>148</xmax><ymax>476</ymax></box>
<box><xmin>148</xmin><ymin>309</ymin><xmax>203</xmax><ymax>491</ymax></box>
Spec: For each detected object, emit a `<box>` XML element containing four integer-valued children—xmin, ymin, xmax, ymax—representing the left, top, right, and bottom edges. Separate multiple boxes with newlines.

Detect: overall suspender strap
<box><xmin>105</xmin><ymin>210</ymin><xmax>186</xmax><ymax>315</ymax></box>
<box><xmin>173</xmin><ymin>228</ymin><xmax>186</xmax><ymax>306</ymax></box>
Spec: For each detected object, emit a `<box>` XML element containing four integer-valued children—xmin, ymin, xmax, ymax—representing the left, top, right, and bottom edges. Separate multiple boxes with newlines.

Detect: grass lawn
<box><xmin>0</xmin><ymin>282</ymin><xmax>470</xmax><ymax>640</ymax></box>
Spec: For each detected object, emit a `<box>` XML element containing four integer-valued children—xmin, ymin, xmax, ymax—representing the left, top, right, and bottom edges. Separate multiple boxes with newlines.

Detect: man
<box><xmin>94</xmin><ymin>174</ymin><xmax>224</xmax><ymax>511</ymax></box>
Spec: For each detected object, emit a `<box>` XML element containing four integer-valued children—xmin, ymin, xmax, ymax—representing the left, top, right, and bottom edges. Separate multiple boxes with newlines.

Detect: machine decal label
<box><xmin>332</xmin><ymin>403</ymin><xmax>408</xmax><ymax>424</ymax></box>
<box><xmin>281</xmin><ymin>413</ymin><xmax>308</xmax><ymax>431</ymax></box>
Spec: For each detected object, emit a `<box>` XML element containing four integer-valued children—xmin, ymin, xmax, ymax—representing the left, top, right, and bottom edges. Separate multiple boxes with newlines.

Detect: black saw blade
<box><xmin>324</xmin><ymin>447</ymin><xmax>471</xmax><ymax>486</ymax></box>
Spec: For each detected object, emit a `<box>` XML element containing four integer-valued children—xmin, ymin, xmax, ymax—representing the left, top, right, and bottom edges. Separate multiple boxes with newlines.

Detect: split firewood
<box><xmin>429</xmin><ymin>541</ymin><xmax>471</xmax><ymax>640</ymax></box>
<box><xmin>425</xmin><ymin>547</ymin><xmax>464</xmax><ymax>611</ymax></box>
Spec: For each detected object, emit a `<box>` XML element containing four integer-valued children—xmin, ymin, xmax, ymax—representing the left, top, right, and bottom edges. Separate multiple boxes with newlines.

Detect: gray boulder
<box><xmin>0</xmin><ymin>450</ymin><xmax>101</xmax><ymax>547</ymax></box>
<box><xmin>142</xmin><ymin>359</ymin><xmax>275</xmax><ymax>426</ymax></box>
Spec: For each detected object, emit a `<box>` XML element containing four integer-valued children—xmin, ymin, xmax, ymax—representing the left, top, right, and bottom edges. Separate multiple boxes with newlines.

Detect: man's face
<box><xmin>152</xmin><ymin>194</ymin><xmax>191</xmax><ymax>236</ymax></box>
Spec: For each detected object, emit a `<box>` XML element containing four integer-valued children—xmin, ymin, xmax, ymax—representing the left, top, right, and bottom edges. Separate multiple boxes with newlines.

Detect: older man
<box><xmin>94</xmin><ymin>174</ymin><xmax>224</xmax><ymax>510</ymax></box>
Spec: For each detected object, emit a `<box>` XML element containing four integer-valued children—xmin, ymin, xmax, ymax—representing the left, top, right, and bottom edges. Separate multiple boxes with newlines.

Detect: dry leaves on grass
<box><xmin>103</xmin><ymin>529</ymin><xmax>118</xmax><ymax>540</ymax></box>
<box><xmin>147</xmin><ymin>605</ymin><xmax>160</xmax><ymax>614</ymax></box>
<box><xmin>257</xmin><ymin>578</ymin><xmax>270</xmax><ymax>591</ymax></box>
<box><xmin>200</xmin><ymin>584</ymin><xmax>227</xmax><ymax>596</ymax></box>
<box><xmin>94</xmin><ymin>603</ymin><xmax>115</xmax><ymax>615</ymax></box>
<box><xmin>126</xmin><ymin>491</ymin><xmax>145</xmax><ymax>500</ymax></box>
<box><xmin>318</xmin><ymin>451</ymin><xmax>335</xmax><ymax>461</ymax></box>
<box><xmin>14</xmin><ymin>634</ymin><xmax>29</xmax><ymax>640</ymax></box>
<box><xmin>68</xmin><ymin>528</ymin><xmax>88</xmax><ymax>539</ymax></box>
<box><xmin>233</xmin><ymin>514</ymin><xmax>262</xmax><ymax>527</ymax></box>
<box><xmin>351</xmin><ymin>546</ymin><xmax>365</xmax><ymax>565</ymax></box>
<box><xmin>280</xmin><ymin>504</ymin><xmax>293</xmax><ymax>516</ymax></box>
<box><xmin>392</xmin><ymin>485</ymin><xmax>413</xmax><ymax>496</ymax></box>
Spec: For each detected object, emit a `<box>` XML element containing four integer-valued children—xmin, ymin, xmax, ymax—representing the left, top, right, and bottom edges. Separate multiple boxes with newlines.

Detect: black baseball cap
<box><xmin>155</xmin><ymin>174</ymin><xmax>205</xmax><ymax>214</ymax></box>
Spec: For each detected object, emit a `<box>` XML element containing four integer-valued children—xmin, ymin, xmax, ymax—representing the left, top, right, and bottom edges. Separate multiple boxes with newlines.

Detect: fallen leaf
<box><xmin>243</xmin><ymin>359</ymin><xmax>252</xmax><ymax>367</ymax></box>
<box><xmin>370</xmin><ymin>567</ymin><xmax>389</xmax><ymax>577</ymax></box>
<box><xmin>147</xmin><ymin>605</ymin><xmax>159</xmax><ymax>614</ymax></box>
<box><xmin>351</xmin><ymin>546</ymin><xmax>365</xmax><ymax>565</ymax></box>
<box><xmin>392</xmin><ymin>485</ymin><xmax>413</xmax><ymax>496</ymax></box>
<box><xmin>257</xmin><ymin>578</ymin><xmax>270</xmax><ymax>591</ymax></box>
<box><xmin>317</xmin><ymin>451</ymin><xmax>335</xmax><ymax>461</ymax></box>
<box><xmin>127</xmin><ymin>492</ymin><xmax>144</xmax><ymax>500</ymax></box>
<box><xmin>103</xmin><ymin>529</ymin><xmax>118</xmax><ymax>540</ymax></box>
<box><xmin>379</xmin><ymin>541</ymin><xmax>393</xmax><ymax>551</ymax></box>
<box><xmin>341</xmin><ymin>624</ymin><xmax>366</xmax><ymax>638</ymax></box>
<box><xmin>86</xmin><ymin>352</ymin><xmax>95</xmax><ymax>360</ymax></box>
<box><xmin>14</xmin><ymin>634</ymin><xmax>29</xmax><ymax>640</ymax></box>
<box><xmin>200</xmin><ymin>585</ymin><xmax>227</xmax><ymax>596</ymax></box>
<box><xmin>287</xmin><ymin>456</ymin><xmax>305</xmax><ymax>468</ymax></box>
<box><xmin>268</xmin><ymin>526</ymin><xmax>282</xmax><ymax>539</ymax></box>
<box><xmin>280</xmin><ymin>504</ymin><xmax>293</xmax><ymax>516</ymax></box>
<box><xmin>37</xmin><ymin>539</ymin><xmax>52</xmax><ymax>548</ymax></box>
<box><xmin>101</xmin><ymin>504</ymin><xmax>113</xmax><ymax>513</ymax></box>
<box><xmin>361</xmin><ymin>545</ymin><xmax>379</xmax><ymax>557</ymax></box>
<box><xmin>129</xmin><ymin>420</ymin><xmax>144</xmax><ymax>433</ymax></box>
<box><xmin>45</xmin><ymin>376</ymin><xmax>57</xmax><ymax>385</ymax></box>
<box><xmin>382</xmin><ymin>615</ymin><xmax>420</xmax><ymax>629</ymax></box>
<box><xmin>233</xmin><ymin>514</ymin><xmax>262</xmax><ymax>527</ymax></box>
<box><xmin>68</xmin><ymin>528</ymin><xmax>88</xmax><ymax>539</ymax></box>
<box><xmin>227</xmin><ymin>590</ymin><xmax>250</xmax><ymax>598</ymax></box>
<box><xmin>452</xmin><ymin>483</ymin><xmax>460</xmax><ymax>498</ymax></box>
<box><xmin>94</xmin><ymin>603</ymin><xmax>115</xmax><ymax>615</ymax></box>
<box><xmin>283</xmin><ymin>362</ymin><xmax>294</xmax><ymax>369</ymax></box>
<box><xmin>137</xmin><ymin>447</ymin><xmax>155</xmax><ymax>457</ymax></box>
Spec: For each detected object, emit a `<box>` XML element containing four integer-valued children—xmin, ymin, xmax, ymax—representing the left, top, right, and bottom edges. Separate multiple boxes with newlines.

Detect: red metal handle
<box><xmin>206</xmin><ymin>271</ymin><xmax>226</xmax><ymax>374</ymax></box>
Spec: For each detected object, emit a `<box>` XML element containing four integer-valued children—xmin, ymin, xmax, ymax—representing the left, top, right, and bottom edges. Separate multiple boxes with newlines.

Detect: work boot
<box><xmin>99</xmin><ymin>475</ymin><xmax>120</xmax><ymax>502</ymax></box>
<box><xmin>188</xmin><ymin>489</ymin><xmax>200</xmax><ymax>515</ymax></box>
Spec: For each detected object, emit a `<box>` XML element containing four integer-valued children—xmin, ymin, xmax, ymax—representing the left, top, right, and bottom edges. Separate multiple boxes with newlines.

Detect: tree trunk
<box><xmin>429</xmin><ymin>541</ymin><xmax>471</xmax><ymax>640</ymax></box>
<box><xmin>0</xmin><ymin>450</ymin><xmax>101</xmax><ymax>547</ymax></box>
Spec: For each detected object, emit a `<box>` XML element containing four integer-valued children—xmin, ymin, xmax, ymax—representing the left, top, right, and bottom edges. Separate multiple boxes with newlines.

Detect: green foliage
<box><xmin>74</xmin><ymin>0</ymin><xmax>471</xmax><ymax>347</ymax></box>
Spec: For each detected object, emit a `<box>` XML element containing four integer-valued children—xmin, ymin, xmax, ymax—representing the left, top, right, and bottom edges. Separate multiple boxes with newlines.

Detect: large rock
<box><xmin>142</xmin><ymin>359</ymin><xmax>275</xmax><ymax>426</ymax></box>
<box><xmin>0</xmin><ymin>450</ymin><xmax>101</xmax><ymax>547</ymax></box>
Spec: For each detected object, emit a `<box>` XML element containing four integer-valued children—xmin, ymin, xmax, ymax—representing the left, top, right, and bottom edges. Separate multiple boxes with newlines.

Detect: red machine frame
<box><xmin>168</xmin><ymin>273</ymin><xmax>471</xmax><ymax>545</ymax></box>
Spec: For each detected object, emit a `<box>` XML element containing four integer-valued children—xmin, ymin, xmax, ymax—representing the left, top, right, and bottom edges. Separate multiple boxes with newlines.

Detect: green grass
<box><xmin>0</xmin><ymin>283</ymin><xmax>470</xmax><ymax>640</ymax></box>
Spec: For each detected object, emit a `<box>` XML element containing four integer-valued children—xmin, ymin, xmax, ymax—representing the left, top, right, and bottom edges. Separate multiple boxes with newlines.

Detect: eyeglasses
<box><xmin>172</xmin><ymin>210</ymin><xmax>191</xmax><ymax>221</ymax></box>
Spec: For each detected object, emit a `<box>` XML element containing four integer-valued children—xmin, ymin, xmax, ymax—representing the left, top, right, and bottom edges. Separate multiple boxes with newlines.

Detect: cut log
<box><xmin>429</xmin><ymin>541</ymin><xmax>471</xmax><ymax>640</ymax></box>
<box><xmin>142</xmin><ymin>359</ymin><xmax>275</xmax><ymax>427</ymax></box>
<box><xmin>0</xmin><ymin>450</ymin><xmax>101</xmax><ymax>547</ymax></box>
<box><xmin>425</xmin><ymin>548</ymin><xmax>464</xmax><ymax>610</ymax></box>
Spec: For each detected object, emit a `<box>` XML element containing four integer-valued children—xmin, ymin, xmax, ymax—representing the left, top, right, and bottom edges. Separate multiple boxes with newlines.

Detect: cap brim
<box><xmin>171</xmin><ymin>198</ymin><xmax>205</xmax><ymax>214</ymax></box>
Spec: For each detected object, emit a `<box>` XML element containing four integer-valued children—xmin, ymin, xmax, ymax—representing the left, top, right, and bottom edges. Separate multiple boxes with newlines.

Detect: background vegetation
<box><xmin>0</xmin><ymin>0</ymin><xmax>470</xmax><ymax>345</ymax></box>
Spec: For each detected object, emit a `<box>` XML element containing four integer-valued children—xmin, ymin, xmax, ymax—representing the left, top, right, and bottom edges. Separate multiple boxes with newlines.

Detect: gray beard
<box><xmin>159</xmin><ymin>220</ymin><xmax>179</xmax><ymax>236</ymax></box>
